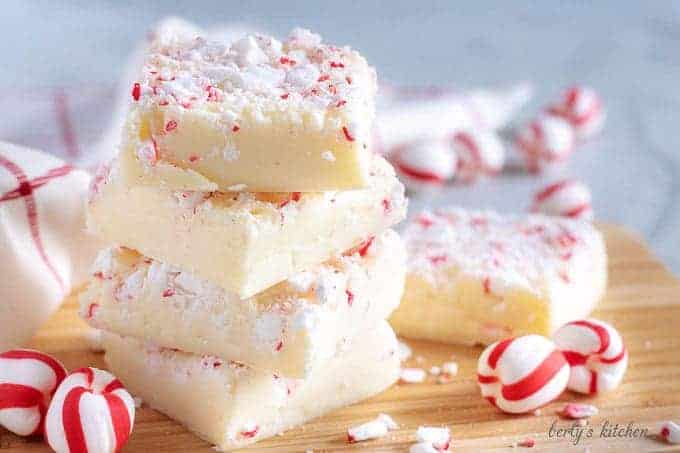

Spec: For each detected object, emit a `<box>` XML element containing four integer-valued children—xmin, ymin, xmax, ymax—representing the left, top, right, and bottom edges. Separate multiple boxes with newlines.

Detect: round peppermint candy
<box><xmin>477</xmin><ymin>335</ymin><xmax>569</xmax><ymax>414</ymax></box>
<box><xmin>553</xmin><ymin>319</ymin><xmax>628</xmax><ymax>394</ymax></box>
<box><xmin>0</xmin><ymin>349</ymin><xmax>67</xmax><ymax>436</ymax></box>
<box><xmin>45</xmin><ymin>367</ymin><xmax>135</xmax><ymax>453</ymax></box>
<box><xmin>547</xmin><ymin>86</ymin><xmax>605</xmax><ymax>140</ymax></box>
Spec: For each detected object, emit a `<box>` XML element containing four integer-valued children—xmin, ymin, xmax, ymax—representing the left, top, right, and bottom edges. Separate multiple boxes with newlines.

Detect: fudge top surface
<box><xmin>133</xmin><ymin>27</ymin><xmax>376</xmax><ymax>123</ymax></box>
<box><xmin>404</xmin><ymin>208</ymin><xmax>605</xmax><ymax>293</ymax></box>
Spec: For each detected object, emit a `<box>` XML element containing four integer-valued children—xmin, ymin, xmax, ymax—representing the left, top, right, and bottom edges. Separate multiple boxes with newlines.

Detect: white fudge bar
<box><xmin>88</xmin><ymin>155</ymin><xmax>406</xmax><ymax>298</ymax></box>
<box><xmin>122</xmin><ymin>26</ymin><xmax>377</xmax><ymax>192</ymax></box>
<box><xmin>103</xmin><ymin>321</ymin><xmax>399</xmax><ymax>451</ymax></box>
<box><xmin>389</xmin><ymin>208</ymin><xmax>607</xmax><ymax>346</ymax></box>
<box><xmin>80</xmin><ymin>230</ymin><xmax>405</xmax><ymax>377</ymax></box>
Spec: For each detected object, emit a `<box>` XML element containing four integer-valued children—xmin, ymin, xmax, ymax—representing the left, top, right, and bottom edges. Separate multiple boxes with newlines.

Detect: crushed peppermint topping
<box><xmin>516</xmin><ymin>437</ymin><xmax>536</xmax><ymax>448</ymax></box>
<box><xmin>200</xmin><ymin>355</ymin><xmax>224</xmax><ymax>369</ymax></box>
<box><xmin>135</xmin><ymin>27</ymin><xmax>376</xmax><ymax>140</ymax></box>
<box><xmin>382</xmin><ymin>198</ymin><xmax>392</xmax><ymax>213</ymax></box>
<box><xmin>346</xmin><ymin>413</ymin><xmax>398</xmax><ymax>443</ymax></box>
<box><xmin>559</xmin><ymin>403</ymin><xmax>598</xmax><ymax>419</ymax></box>
<box><xmin>239</xmin><ymin>423</ymin><xmax>259</xmax><ymax>439</ymax></box>
<box><xmin>131</xmin><ymin>82</ymin><xmax>141</xmax><ymax>101</ymax></box>
<box><xmin>660</xmin><ymin>421</ymin><xmax>680</xmax><ymax>444</ymax></box>
<box><xmin>404</xmin><ymin>207</ymin><xmax>605</xmax><ymax>295</ymax></box>
<box><xmin>344</xmin><ymin>236</ymin><xmax>375</xmax><ymax>258</ymax></box>
<box><xmin>165</xmin><ymin>119</ymin><xmax>178</xmax><ymax>132</ymax></box>
<box><xmin>400</xmin><ymin>367</ymin><xmax>427</xmax><ymax>383</ymax></box>
<box><xmin>287</xmin><ymin>270</ymin><xmax>317</xmax><ymax>293</ymax></box>
<box><xmin>441</xmin><ymin>361</ymin><xmax>458</xmax><ymax>376</ymax></box>
<box><xmin>342</xmin><ymin>125</ymin><xmax>355</xmax><ymax>141</ymax></box>
<box><xmin>357</xmin><ymin>236</ymin><xmax>374</xmax><ymax>257</ymax></box>
<box><xmin>321</xmin><ymin>150</ymin><xmax>336</xmax><ymax>162</ymax></box>
<box><xmin>86</xmin><ymin>303</ymin><xmax>99</xmax><ymax>319</ymax></box>
<box><xmin>415</xmin><ymin>426</ymin><xmax>451</xmax><ymax>452</ymax></box>
<box><xmin>136</xmin><ymin>140</ymin><xmax>159</xmax><ymax>165</ymax></box>
<box><xmin>436</xmin><ymin>374</ymin><xmax>454</xmax><ymax>385</ymax></box>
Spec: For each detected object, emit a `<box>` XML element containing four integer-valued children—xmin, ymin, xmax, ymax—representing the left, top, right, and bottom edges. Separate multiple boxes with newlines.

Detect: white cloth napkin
<box><xmin>0</xmin><ymin>141</ymin><xmax>101</xmax><ymax>350</ymax></box>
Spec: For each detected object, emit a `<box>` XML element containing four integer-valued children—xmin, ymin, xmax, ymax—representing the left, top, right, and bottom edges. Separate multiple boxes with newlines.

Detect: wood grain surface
<box><xmin>1</xmin><ymin>224</ymin><xmax>679</xmax><ymax>452</ymax></box>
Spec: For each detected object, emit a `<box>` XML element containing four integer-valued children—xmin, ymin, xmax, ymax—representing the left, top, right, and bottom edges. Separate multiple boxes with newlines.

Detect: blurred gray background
<box><xmin>1</xmin><ymin>1</ymin><xmax>679</xmax><ymax>271</ymax></box>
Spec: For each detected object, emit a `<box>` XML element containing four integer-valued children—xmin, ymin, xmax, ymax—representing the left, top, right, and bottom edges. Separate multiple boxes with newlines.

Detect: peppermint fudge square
<box><xmin>390</xmin><ymin>207</ymin><xmax>607</xmax><ymax>346</ymax></box>
<box><xmin>80</xmin><ymin>230</ymin><xmax>405</xmax><ymax>377</ymax></box>
<box><xmin>87</xmin><ymin>154</ymin><xmax>406</xmax><ymax>298</ymax></box>
<box><xmin>122</xmin><ymin>27</ymin><xmax>377</xmax><ymax>192</ymax></box>
<box><xmin>103</xmin><ymin>321</ymin><xmax>400</xmax><ymax>451</ymax></box>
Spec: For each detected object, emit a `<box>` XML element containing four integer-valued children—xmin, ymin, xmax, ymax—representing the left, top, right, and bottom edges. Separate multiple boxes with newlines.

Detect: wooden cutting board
<box><xmin>2</xmin><ymin>224</ymin><xmax>679</xmax><ymax>452</ymax></box>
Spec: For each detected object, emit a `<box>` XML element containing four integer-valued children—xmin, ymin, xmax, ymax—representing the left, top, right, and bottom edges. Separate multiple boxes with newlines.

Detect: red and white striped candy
<box><xmin>45</xmin><ymin>367</ymin><xmax>135</xmax><ymax>453</ymax></box>
<box><xmin>477</xmin><ymin>335</ymin><xmax>569</xmax><ymax>414</ymax></box>
<box><xmin>392</xmin><ymin>139</ymin><xmax>457</xmax><ymax>188</ymax></box>
<box><xmin>515</xmin><ymin>115</ymin><xmax>575</xmax><ymax>173</ymax></box>
<box><xmin>547</xmin><ymin>86</ymin><xmax>605</xmax><ymax>141</ymax></box>
<box><xmin>553</xmin><ymin>319</ymin><xmax>628</xmax><ymax>394</ymax></box>
<box><xmin>531</xmin><ymin>179</ymin><xmax>593</xmax><ymax>220</ymax></box>
<box><xmin>452</xmin><ymin>130</ymin><xmax>505</xmax><ymax>184</ymax></box>
<box><xmin>0</xmin><ymin>349</ymin><xmax>67</xmax><ymax>436</ymax></box>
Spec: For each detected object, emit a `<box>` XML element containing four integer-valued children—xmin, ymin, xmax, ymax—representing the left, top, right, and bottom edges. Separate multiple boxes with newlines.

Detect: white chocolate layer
<box><xmin>80</xmin><ymin>230</ymin><xmax>405</xmax><ymax>377</ymax></box>
<box><xmin>102</xmin><ymin>321</ymin><xmax>399</xmax><ymax>451</ymax></box>
<box><xmin>124</xmin><ymin>27</ymin><xmax>376</xmax><ymax>192</ymax></box>
<box><xmin>390</xmin><ymin>208</ymin><xmax>607</xmax><ymax>346</ymax></box>
<box><xmin>87</xmin><ymin>155</ymin><xmax>406</xmax><ymax>298</ymax></box>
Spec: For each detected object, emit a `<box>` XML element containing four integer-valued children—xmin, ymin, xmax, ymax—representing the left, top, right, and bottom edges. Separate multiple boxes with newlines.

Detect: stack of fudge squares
<box><xmin>80</xmin><ymin>27</ymin><xmax>408</xmax><ymax>450</ymax></box>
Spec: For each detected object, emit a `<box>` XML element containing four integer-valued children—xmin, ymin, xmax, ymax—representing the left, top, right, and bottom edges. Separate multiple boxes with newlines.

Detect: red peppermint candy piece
<box><xmin>553</xmin><ymin>319</ymin><xmax>628</xmax><ymax>394</ymax></box>
<box><xmin>547</xmin><ymin>86</ymin><xmax>605</xmax><ymax>141</ymax></box>
<box><xmin>0</xmin><ymin>349</ymin><xmax>67</xmax><ymax>436</ymax></box>
<box><xmin>477</xmin><ymin>335</ymin><xmax>569</xmax><ymax>414</ymax></box>
<box><xmin>45</xmin><ymin>367</ymin><xmax>135</xmax><ymax>453</ymax></box>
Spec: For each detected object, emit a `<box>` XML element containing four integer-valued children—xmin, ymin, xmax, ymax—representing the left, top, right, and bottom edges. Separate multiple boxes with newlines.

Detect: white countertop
<box><xmin>1</xmin><ymin>1</ymin><xmax>679</xmax><ymax>272</ymax></box>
